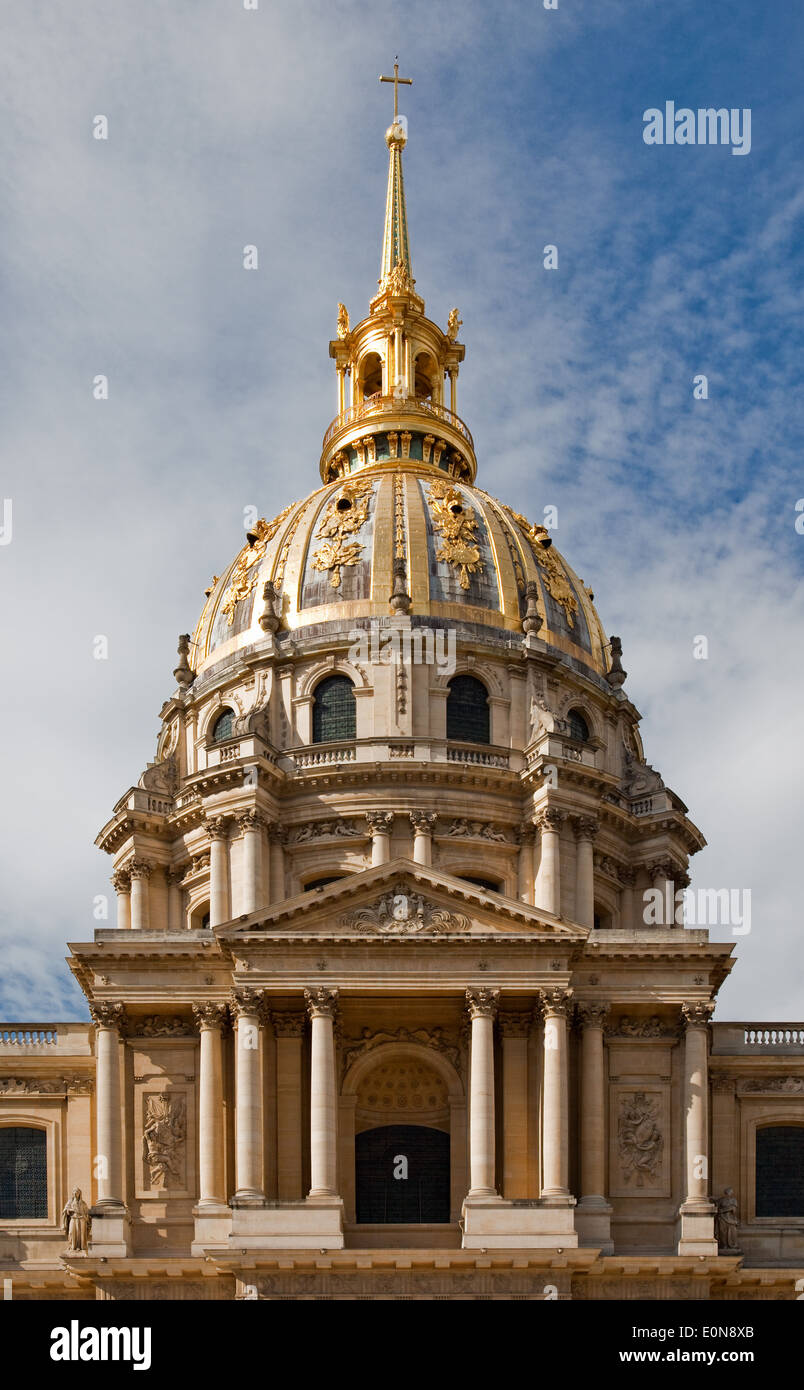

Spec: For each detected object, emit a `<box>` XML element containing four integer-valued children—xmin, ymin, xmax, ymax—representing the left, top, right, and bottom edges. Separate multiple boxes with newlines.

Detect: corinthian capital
<box><xmin>204</xmin><ymin>816</ymin><xmax>229</xmax><ymax>841</ymax></box>
<box><xmin>540</xmin><ymin>987</ymin><xmax>573</xmax><ymax>1019</ymax></box>
<box><xmin>273</xmin><ymin>1011</ymin><xmax>307</xmax><ymax>1038</ymax></box>
<box><xmin>238</xmin><ymin>810</ymin><xmax>265</xmax><ymax>834</ymax></box>
<box><xmin>681</xmin><ymin>1001</ymin><xmax>715</xmax><ymax>1030</ymax></box>
<box><xmin>366</xmin><ymin>811</ymin><xmax>394</xmax><ymax>836</ymax></box>
<box><xmin>111</xmin><ymin>869</ymin><xmax>131</xmax><ymax>894</ymax></box>
<box><xmin>409</xmin><ymin>811</ymin><xmax>437</xmax><ymax>834</ymax></box>
<box><xmin>536</xmin><ymin>808</ymin><xmax>563</xmax><ymax>835</ymax></box>
<box><xmin>229</xmin><ymin>987</ymin><xmax>267</xmax><ymax>1021</ymax></box>
<box><xmin>304</xmin><ymin>987</ymin><xmax>339</xmax><ymax>1020</ymax></box>
<box><xmin>128</xmin><ymin>858</ymin><xmax>152</xmax><ymax>881</ymax></box>
<box><xmin>498</xmin><ymin>1010</ymin><xmax>532</xmax><ymax>1038</ymax></box>
<box><xmin>192</xmin><ymin>1001</ymin><xmax>228</xmax><ymax>1031</ymax></box>
<box><xmin>577</xmin><ymin>1001</ymin><xmax>610</xmax><ymax>1030</ymax></box>
<box><xmin>572</xmin><ymin>815</ymin><xmax>599</xmax><ymax>842</ymax></box>
<box><xmin>466</xmin><ymin>987</ymin><xmax>500</xmax><ymax>1021</ymax></box>
<box><xmin>89</xmin><ymin>1000</ymin><xmax>127</xmax><ymax>1030</ymax></box>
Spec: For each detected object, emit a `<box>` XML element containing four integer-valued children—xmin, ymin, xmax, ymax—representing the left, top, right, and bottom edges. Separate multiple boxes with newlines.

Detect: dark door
<box><xmin>356</xmin><ymin>1124</ymin><xmax>450</xmax><ymax>1223</ymax></box>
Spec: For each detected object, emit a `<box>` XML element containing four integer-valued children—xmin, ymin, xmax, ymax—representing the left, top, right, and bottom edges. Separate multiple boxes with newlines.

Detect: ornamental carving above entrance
<box><xmin>340</xmin><ymin>882</ymin><xmax>471</xmax><ymax>935</ymax></box>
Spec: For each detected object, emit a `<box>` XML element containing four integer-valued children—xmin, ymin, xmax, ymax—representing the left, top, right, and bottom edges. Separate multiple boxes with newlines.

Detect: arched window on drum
<box><xmin>446</xmin><ymin>675</ymin><xmax>490</xmax><ymax>745</ymax></box>
<box><xmin>312</xmin><ymin>675</ymin><xmax>356</xmax><ymax>744</ymax></box>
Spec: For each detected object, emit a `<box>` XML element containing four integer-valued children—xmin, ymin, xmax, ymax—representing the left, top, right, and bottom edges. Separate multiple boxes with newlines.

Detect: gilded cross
<box><xmin>379</xmin><ymin>59</ymin><xmax>412</xmax><ymax>121</ymax></box>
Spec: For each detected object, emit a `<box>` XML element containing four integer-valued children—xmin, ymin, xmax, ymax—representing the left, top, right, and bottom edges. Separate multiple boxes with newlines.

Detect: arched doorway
<box><xmin>356</xmin><ymin>1125</ymin><xmax>450</xmax><ymax>1224</ymax></box>
<box><xmin>343</xmin><ymin>1047</ymin><xmax>462</xmax><ymax>1224</ymax></box>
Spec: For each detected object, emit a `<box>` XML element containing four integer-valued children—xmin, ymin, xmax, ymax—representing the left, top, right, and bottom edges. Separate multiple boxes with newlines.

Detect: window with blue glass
<box><xmin>446</xmin><ymin>675</ymin><xmax>489</xmax><ymax>744</ymax></box>
<box><xmin>211</xmin><ymin>709</ymin><xmax>235</xmax><ymax>743</ymax></box>
<box><xmin>0</xmin><ymin>1127</ymin><xmax>47</xmax><ymax>1219</ymax></box>
<box><xmin>312</xmin><ymin>675</ymin><xmax>356</xmax><ymax>743</ymax></box>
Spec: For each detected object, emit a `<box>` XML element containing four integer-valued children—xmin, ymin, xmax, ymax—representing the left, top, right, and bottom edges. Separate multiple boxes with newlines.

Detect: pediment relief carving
<box><xmin>341</xmin><ymin>883</ymin><xmax>471</xmax><ymax>935</ymax></box>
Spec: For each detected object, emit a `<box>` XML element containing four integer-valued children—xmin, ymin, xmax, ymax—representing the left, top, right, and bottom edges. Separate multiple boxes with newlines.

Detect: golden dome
<box><xmin>189</xmin><ymin>87</ymin><xmax>611</xmax><ymax>686</ymax></box>
<box><xmin>190</xmin><ymin>461</ymin><xmax>610</xmax><ymax>680</ymax></box>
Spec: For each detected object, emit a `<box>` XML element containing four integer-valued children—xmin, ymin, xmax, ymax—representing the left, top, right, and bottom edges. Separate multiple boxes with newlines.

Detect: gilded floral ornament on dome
<box><xmin>507</xmin><ymin>508</ymin><xmax>578</xmax><ymax>628</ymax></box>
<box><xmin>311</xmin><ymin>477</ymin><xmax>374</xmax><ymax>588</ymax></box>
<box><xmin>220</xmin><ymin>503</ymin><xmax>296</xmax><ymax>626</ymax></box>
<box><xmin>427</xmin><ymin>479</ymin><xmax>484</xmax><ymax>591</ymax></box>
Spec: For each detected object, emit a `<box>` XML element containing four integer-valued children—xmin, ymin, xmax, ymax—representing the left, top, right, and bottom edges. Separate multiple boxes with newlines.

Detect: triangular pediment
<box><xmin>217</xmin><ymin>858</ymin><xmax>587</xmax><ymax>941</ymax></box>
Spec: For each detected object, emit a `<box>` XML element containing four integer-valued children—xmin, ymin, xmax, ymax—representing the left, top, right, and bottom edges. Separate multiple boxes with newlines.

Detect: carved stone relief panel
<box><xmin>133</xmin><ymin>1075</ymin><xmax>195</xmax><ymax>1200</ymax></box>
<box><xmin>609</xmin><ymin>1083</ymin><xmax>671</xmax><ymax>1198</ymax></box>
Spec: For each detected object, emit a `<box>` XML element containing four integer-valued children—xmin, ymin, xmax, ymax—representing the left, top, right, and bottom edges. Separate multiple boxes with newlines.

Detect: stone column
<box><xmin>649</xmin><ymin>859</ymin><xmax>676</xmax><ymax>927</ymax></box>
<box><xmin>238</xmin><ymin>811</ymin><xmax>265</xmax><ymax>916</ymax></box>
<box><xmin>516</xmin><ymin>823</ymin><xmax>535</xmax><ymax>905</ymax></box>
<box><xmin>366</xmin><ymin>811</ymin><xmax>394</xmax><ymax>866</ymax></box>
<box><xmin>500</xmin><ymin>1010</ymin><xmax>530</xmax><ymax>1199</ymax></box>
<box><xmin>448</xmin><ymin>367</ymin><xmax>457</xmax><ymax>414</ymax></box>
<box><xmin>305</xmin><ymin>988</ymin><xmax>339</xmax><ymax>1198</ymax></box>
<box><xmin>541</xmin><ymin>988</ymin><xmax>572</xmax><ymax>1201</ymax></box>
<box><xmin>128</xmin><ymin>859</ymin><xmax>151</xmax><ymax>930</ymax></box>
<box><xmin>534</xmin><ymin>810</ymin><xmax>562</xmax><ymax>916</ymax></box>
<box><xmin>618</xmin><ymin>866</ymin><xmax>636</xmax><ymax>931</ymax></box>
<box><xmin>465</xmin><ymin>988</ymin><xmax>500</xmax><ymax>1198</ymax></box>
<box><xmin>206</xmin><ymin>817</ymin><xmax>230</xmax><ymax>927</ymax></box>
<box><xmin>577</xmin><ymin>1002</ymin><xmax>610</xmax><ymax>1207</ymax></box>
<box><xmin>230</xmin><ymin>988</ymin><xmax>267</xmax><ymax>1207</ymax></box>
<box><xmin>192</xmin><ymin>1002</ymin><xmax>227</xmax><ymax>1208</ymax></box>
<box><xmin>166</xmin><ymin>868</ymin><xmax>184</xmax><ymax>932</ymax></box>
<box><xmin>89</xmin><ymin>1001</ymin><xmax>126</xmax><ymax>1209</ymax></box>
<box><xmin>268</xmin><ymin>824</ymin><xmax>286</xmax><ymax>905</ymax></box>
<box><xmin>410</xmin><ymin>811</ymin><xmax>437</xmax><ymax>866</ymax></box>
<box><xmin>572</xmin><ymin>817</ymin><xmax>598</xmax><ymax>929</ymax></box>
<box><xmin>678</xmin><ymin>1001</ymin><xmax>717</xmax><ymax>1253</ymax></box>
<box><xmin>112</xmin><ymin>870</ymin><xmax>131</xmax><ymax>930</ymax></box>
<box><xmin>274</xmin><ymin>1012</ymin><xmax>306</xmax><ymax>1202</ymax></box>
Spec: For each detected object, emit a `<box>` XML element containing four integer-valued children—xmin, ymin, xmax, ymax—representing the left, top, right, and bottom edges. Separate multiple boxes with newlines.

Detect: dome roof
<box><xmin>190</xmin><ymin>458</ymin><xmax>610</xmax><ymax>681</ymax></box>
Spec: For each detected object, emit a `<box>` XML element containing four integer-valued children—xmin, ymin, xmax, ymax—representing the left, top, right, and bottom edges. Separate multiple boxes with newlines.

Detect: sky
<box><xmin>0</xmin><ymin>0</ymin><xmax>801</xmax><ymax>1020</ymax></box>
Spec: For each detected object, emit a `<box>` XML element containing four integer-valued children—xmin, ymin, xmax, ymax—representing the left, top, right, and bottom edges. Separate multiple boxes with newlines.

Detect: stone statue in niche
<box><xmin>62</xmin><ymin>1187</ymin><xmax>91</xmax><ymax>1254</ymax></box>
<box><xmin>715</xmin><ymin>1188</ymin><xmax>740</xmax><ymax>1251</ymax></box>
<box><xmin>142</xmin><ymin>1094</ymin><xmax>186</xmax><ymax>1188</ymax></box>
<box><xmin>618</xmin><ymin>1092</ymin><xmax>663</xmax><ymax>1186</ymax></box>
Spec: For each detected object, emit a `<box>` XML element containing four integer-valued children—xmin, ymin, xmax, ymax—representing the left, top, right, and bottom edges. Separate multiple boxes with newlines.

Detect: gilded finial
<box><xmin>336</xmin><ymin>303</ymin><xmax>349</xmax><ymax>339</ymax></box>
<box><xmin>447</xmin><ymin>308</ymin><xmax>462</xmax><ymax>341</ymax></box>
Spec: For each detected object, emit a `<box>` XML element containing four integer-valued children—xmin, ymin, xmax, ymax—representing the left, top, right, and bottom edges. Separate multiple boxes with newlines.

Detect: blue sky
<box><xmin>0</xmin><ymin>0</ymin><xmax>802</xmax><ymax>1019</ymax></box>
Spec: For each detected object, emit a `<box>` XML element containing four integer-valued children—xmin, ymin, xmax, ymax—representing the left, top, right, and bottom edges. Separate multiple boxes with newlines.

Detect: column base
<box><xmin>230</xmin><ymin>1192</ymin><xmax>267</xmax><ymax>1210</ymax></box>
<box><xmin>462</xmin><ymin>1198</ymin><xmax>578</xmax><ymax>1249</ymax></box>
<box><xmin>88</xmin><ymin>1205</ymin><xmax>131</xmax><ymax>1258</ymax></box>
<box><xmin>191</xmin><ymin>1202</ymin><xmax>232</xmax><ymax>1254</ymax></box>
<box><xmin>676</xmin><ymin>1201</ymin><xmax>718</xmax><ymax>1256</ymax></box>
<box><xmin>575</xmin><ymin>1197</ymin><xmax>614</xmax><ymax>1252</ymax></box>
<box><xmin>229</xmin><ymin>1199</ymin><xmax>344</xmax><ymax>1250</ymax></box>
